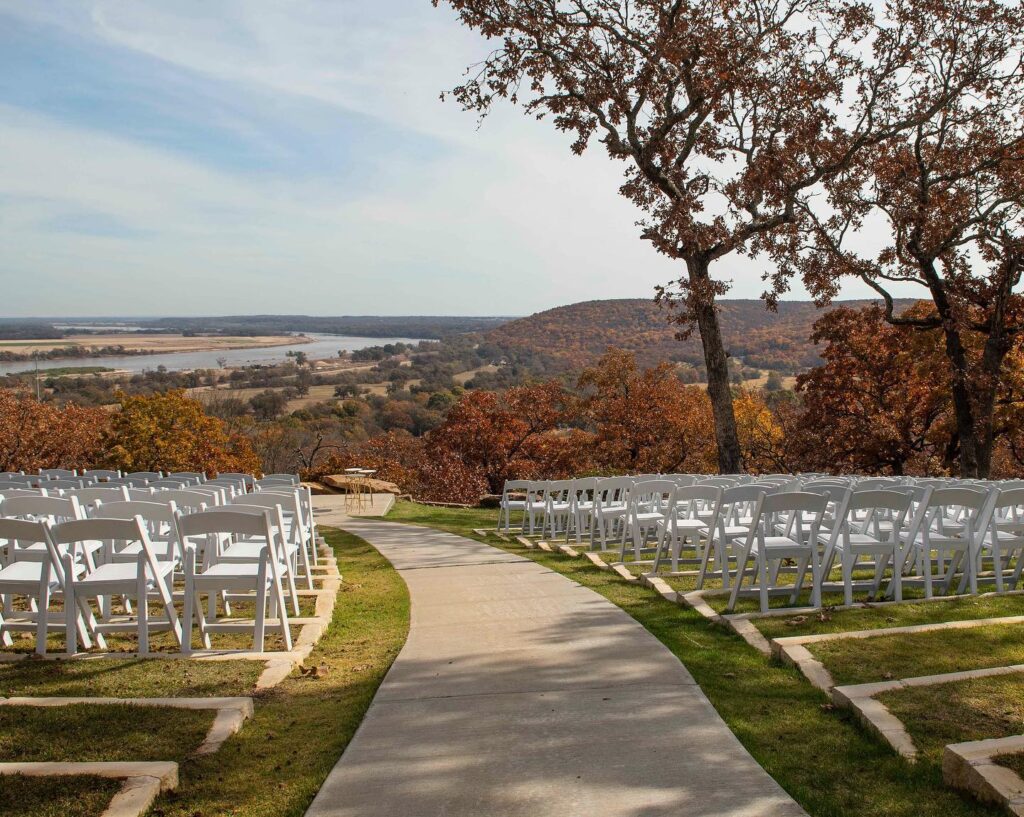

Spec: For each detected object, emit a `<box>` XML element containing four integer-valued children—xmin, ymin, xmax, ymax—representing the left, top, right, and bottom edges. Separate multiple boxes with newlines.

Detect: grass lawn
<box><xmin>384</xmin><ymin>500</ymin><xmax>998</xmax><ymax>817</ymax></box>
<box><xmin>0</xmin><ymin>704</ymin><xmax>213</xmax><ymax>762</ymax></box>
<box><xmin>0</xmin><ymin>528</ymin><xmax>410</xmax><ymax>817</ymax></box>
<box><xmin>810</xmin><ymin>624</ymin><xmax>1024</xmax><ymax>686</ymax></box>
<box><xmin>0</xmin><ymin>776</ymin><xmax>121</xmax><ymax>817</ymax></box>
<box><xmin>879</xmin><ymin>674</ymin><xmax>1024</xmax><ymax>762</ymax></box>
<box><xmin>995</xmin><ymin>751</ymin><xmax>1024</xmax><ymax>779</ymax></box>
<box><xmin>756</xmin><ymin>594</ymin><xmax>1024</xmax><ymax>640</ymax></box>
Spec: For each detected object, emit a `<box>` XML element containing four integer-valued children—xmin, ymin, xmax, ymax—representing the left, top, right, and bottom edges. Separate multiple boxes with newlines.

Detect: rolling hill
<box><xmin>485</xmin><ymin>298</ymin><xmax>918</xmax><ymax>374</ymax></box>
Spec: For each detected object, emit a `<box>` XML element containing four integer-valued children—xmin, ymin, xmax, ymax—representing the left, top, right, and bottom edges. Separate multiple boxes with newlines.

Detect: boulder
<box><xmin>477</xmin><ymin>494</ymin><xmax>503</xmax><ymax>509</ymax></box>
<box><xmin>320</xmin><ymin>474</ymin><xmax>402</xmax><ymax>495</ymax></box>
<box><xmin>301</xmin><ymin>481</ymin><xmax>335</xmax><ymax>496</ymax></box>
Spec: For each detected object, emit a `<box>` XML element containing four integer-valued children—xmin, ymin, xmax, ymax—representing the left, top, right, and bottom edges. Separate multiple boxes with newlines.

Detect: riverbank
<box><xmin>0</xmin><ymin>333</ymin><xmax>311</xmax><ymax>362</ymax></box>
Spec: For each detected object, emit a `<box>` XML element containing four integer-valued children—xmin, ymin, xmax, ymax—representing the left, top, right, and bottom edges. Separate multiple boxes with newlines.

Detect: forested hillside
<box><xmin>485</xmin><ymin>298</ymin><xmax>918</xmax><ymax>374</ymax></box>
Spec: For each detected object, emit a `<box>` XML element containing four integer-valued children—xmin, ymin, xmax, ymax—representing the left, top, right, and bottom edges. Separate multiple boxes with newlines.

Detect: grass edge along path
<box><xmin>381</xmin><ymin>500</ymin><xmax>997</xmax><ymax>817</ymax></box>
<box><xmin>0</xmin><ymin>528</ymin><xmax>410</xmax><ymax>817</ymax></box>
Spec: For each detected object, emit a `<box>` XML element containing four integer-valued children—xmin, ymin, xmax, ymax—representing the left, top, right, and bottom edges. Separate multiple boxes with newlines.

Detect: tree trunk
<box><xmin>975</xmin><ymin>325</ymin><xmax>1013</xmax><ymax>478</ymax></box>
<box><xmin>686</xmin><ymin>256</ymin><xmax>743</xmax><ymax>473</ymax></box>
<box><xmin>938</xmin><ymin>320</ymin><xmax>981</xmax><ymax>478</ymax></box>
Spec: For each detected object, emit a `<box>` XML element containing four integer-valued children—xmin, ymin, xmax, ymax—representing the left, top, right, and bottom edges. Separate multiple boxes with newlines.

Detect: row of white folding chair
<box><xmin>0</xmin><ymin>515</ymin><xmax>181</xmax><ymax>655</ymax></box>
<box><xmin>691</xmin><ymin>484</ymin><xmax>1024</xmax><ymax>611</ymax></box>
<box><xmin>0</xmin><ymin>508</ymin><xmax>293</xmax><ymax>655</ymax></box>
<box><xmin>0</xmin><ymin>486</ymin><xmax>301</xmax><ymax>648</ymax></box>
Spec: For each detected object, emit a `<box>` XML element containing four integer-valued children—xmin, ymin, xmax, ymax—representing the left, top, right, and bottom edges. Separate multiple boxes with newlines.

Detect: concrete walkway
<box><xmin>306</xmin><ymin>521</ymin><xmax>806</xmax><ymax>817</ymax></box>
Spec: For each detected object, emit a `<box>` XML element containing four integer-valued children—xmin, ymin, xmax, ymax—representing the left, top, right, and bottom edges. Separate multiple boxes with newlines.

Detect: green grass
<box><xmin>148</xmin><ymin>528</ymin><xmax>410</xmax><ymax>817</ymax></box>
<box><xmin>879</xmin><ymin>674</ymin><xmax>1024</xmax><ymax>762</ymax></box>
<box><xmin>811</xmin><ymin>624</ymin><xmax>1024</xmax><ymax>686</ymax></box>
<box><xmin>0</xmin><ymin>529</ymin><xmax>411</xmax><ymax>817</ymax></box>
<box><xmin>756</xmin><ymin>595</ymin><xmax>1024</xmax><ymax>640</ymax></box>
<box><xmin>386</xmin><ymin>500</ymin><xmax>996</xmax><ymax>817</ymax></box>
<box><xmin>0</xmin><ymin>775</ymin><xmax>121</xmax><ymax>817</ymax></box>
<box><xmin>994</xmin><ymin>751</ymin><xmax>1024</xmax><ymax>780</ymax></box>
<box><xmin>0</xmin><ymin>704</ymin><xmax>213</xmax><ymax>762</ymax></box>
<box><xmin>0</xmin><ymin>657</ymin><xmax>262</xmax><ymax>698</ymax></box>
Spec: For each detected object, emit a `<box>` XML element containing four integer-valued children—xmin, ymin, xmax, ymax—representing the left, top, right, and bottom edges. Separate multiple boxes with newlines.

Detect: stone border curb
<box><xmin>514</xmin><ymin>535</ymin><xmax>536</xmax><ymax>550</ymax></box>
<box><xmin>0</xmin><ymin>760</ymin><xmax>178</xmax><ymax>817</ymax></box>
<box><xmin>584</xmin><ymin>551</ymin><xmax>611</xmax><ymax>570</ymax></box>
<box><xmin>611</xmin><ymin>563</ymin><xmax>638</xmax><ymax>582</ymax></box>
<box><xmin>830</xmin><ymin>664</ymin><xmax>1024</xmax><ymax>760</ymax></box>
<box><xmin>945</xmin><ymin>735</ymin><xmax>1024</xmax><ymax>814</ymax></box>
<box><xmin>638</xmin><ymin>573</ymin><xmax>679</xmax><ymax>603</ymax></box>
<box><xmin>770</xmin><ymin>615</ymin><xmax>1024</xmax><ymax>692</ymax></box>
<box><xmin>676</xmin><ymin>590</ymin><xmax>774</xmax><ymax>656</ymax></box>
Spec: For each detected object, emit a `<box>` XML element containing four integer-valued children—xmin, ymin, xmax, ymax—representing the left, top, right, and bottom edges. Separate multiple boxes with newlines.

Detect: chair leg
<box><xmin>36</xmin><ymin>569</ymin><xmax>51</xmax><ymax>656</ymax></box>
<box><xmin>63</xmin><ymin>555</ymin><xmax>77</xmax><ymax>655</ymax></box>
<box><xmin>842</xmin><ymin>548</ymin><xmax>854</xmax><ymax>607</ymax></box>
<box><xmin>137</xmin><ymin>575</ymin><xmax>149</xmax><ymax>656</ymax></box>
<box><xmin>254</xmin><ymin>580</ymin><xmax>268</xmax><ymax>653</ymax></box>
<box><xmin>758</xmin><ymin>555</ymin><xmax>770</xmax><ymax>613</ymax></box>
<box><xmin>182</xmin><ymin>585</ymin><xmax>194</xmax><ymax>657</ymax></box>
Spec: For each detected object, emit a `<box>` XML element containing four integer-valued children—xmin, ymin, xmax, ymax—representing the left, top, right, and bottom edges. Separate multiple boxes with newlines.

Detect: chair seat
<box><xmin>221</xmin><ymin>541</ymin><xmax>295</xmax><ymax>563</ymax></box>
<box><xmin>0</xmin><ymin>561</ymin><xmax>58</xmax><ymax>588</ymax></box>
<box><xmin>634</xmin><ymin>512</ymin><xmax>667</xmax><ymax>523</ymax></box>
<box><xmin>502</xmin><ymin>500</ymin><xmax>526</xmax><ymax>510</ymax></box>
<box><xmin>834</xmin><ymin>534</ymin><xmax>893</xmax><ymax>552</ymax></box>
<box><xmin>77</xmin><ymin>560</ymin><xmax>174</xmax><ymax>591</ymax></box>
<box><xmin>197</xmin><ymin>562</ymin><xmax>267</xmax><ymax>581</ymax></box>
<box><xmin>751</xmin><ymin>536</ymin><xmax>811</xmax><ymax>558</ymax></box>
<box><xmin>112</xmin><ymin>540</ymin><xmax>176</xmax><ymax>563</ymax></box>
<box><xmin>548</xmin><ymin>502</ymin><xmax>572</xmax><ymax>512</ymax></box>
<box><xmin>674</xmin><ymin>519</ymin><xmax>708</xmax><ymax>530</ymax></box>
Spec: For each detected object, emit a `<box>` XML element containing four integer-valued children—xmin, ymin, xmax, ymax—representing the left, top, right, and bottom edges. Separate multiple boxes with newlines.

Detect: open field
<box><xmin>0</xmin><ymin>334</ymin><xmax>309</xmax><ymax>355</ymax></box>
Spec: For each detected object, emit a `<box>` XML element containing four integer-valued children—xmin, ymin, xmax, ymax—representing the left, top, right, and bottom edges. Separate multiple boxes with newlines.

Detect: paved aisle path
<box><xmin>306</xmin><ymin>521</ymin><xmax>806</xmax><ymax>817</ymax></box>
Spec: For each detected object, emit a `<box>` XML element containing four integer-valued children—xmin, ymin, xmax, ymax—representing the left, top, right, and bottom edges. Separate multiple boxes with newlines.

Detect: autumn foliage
<box><xmin>104</xmin><ymin>390</ymin><xmax>260</xmax><ymax>475</ymax></box>
<box><xmin>0</xmin><ymin>390</ymin><xmax>108</xmax><ymax>473</ymax></box>
<box><xmin>0</xmin><ymin>389</ymin><xmax>261</xmax><ymax>477</ymax></box>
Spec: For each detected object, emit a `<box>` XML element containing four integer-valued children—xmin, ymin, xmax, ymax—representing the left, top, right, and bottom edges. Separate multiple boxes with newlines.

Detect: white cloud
<box><xmin>0</xmin><ymin>0</ymin><xmax>929</xmax><ymax>316</ymax></box>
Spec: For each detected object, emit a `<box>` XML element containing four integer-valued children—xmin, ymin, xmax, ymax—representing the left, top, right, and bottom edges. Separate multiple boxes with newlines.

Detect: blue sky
<box><xmin>0</xmin><ymin>1</ymin><xmax>905</xmax><ymax>317</ymax></box>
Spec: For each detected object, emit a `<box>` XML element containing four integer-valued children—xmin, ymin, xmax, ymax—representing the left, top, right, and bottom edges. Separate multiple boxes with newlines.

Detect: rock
<box><xmin>320</xmin><ymin>474</ymin><xmax>402</xmax><ymax>495</ymax></box>
<box><xmin>302</xmin><ymin>481</ymin><xmax>335</xmax><ymax>495</ymax></box>
<box><xmin>478</xmin><ymin>494</ymin><xmax>503</xmax><ymax>509</ymax></box>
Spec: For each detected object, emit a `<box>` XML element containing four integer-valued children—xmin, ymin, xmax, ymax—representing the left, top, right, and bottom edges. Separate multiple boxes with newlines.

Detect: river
<box><xmin>0</xmin><ymin>333</ymin><xmax>422</xmax><ymax>377</ymax></box>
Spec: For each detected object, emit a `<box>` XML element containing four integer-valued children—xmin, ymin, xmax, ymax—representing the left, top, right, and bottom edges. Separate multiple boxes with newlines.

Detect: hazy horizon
<box><xmin>0</xmin><ymin>294</ymin><xmax>924</xmax><ymax>323</ymax></box>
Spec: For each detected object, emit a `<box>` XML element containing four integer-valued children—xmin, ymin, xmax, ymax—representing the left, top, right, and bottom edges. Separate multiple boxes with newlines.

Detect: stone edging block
<box><xmin>944</xmin><ymin>735</ymin><xmax>1024</xmax><ymax>814</ymax></box>
<box><xmin>0</xmin><ymin>761</ymin><xmax>178</xmax><ymax>817</ymax></box>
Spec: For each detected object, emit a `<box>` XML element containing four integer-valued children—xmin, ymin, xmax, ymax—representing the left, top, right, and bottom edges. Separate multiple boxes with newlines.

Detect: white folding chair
<box><xmin>498</xmin><ymin>480</ymin><xmax>530</xmax><ymax>533</ymax></box>
<box><xmin>0</xmin><ymin>518</ymin><xmax>94</xmax><ymax>654</ymax></box>
<box><xmin>620</xmin><ymin>480</ymin><xmax>677</xmax><ymax>563</ymax></box>
<box><xmin>653</xmin><ymin>485</ymin><xmax>722</xmax><ymax>574</ymax></box>
<box><xmin>178</xmin><ymin>509</ymin><xmax>293</xmax><ymax>653</ymax></box>
<box><xmin>70</xmin><ymin>486</ymin><xmax>131</xmax><ymax>513</ymax></box>
<box><xmin>54</xmin><ymin>517</ymin><xmax>181</xmax><ymax>654</ymax></box>
<box><xmin>83</xmin><ymin>469</ymin><xmax>123</xmax><ymax>482</ymax></box>
<box><xmin>231</xmin><ymin>492</ymin><xmax>312</xmax><ymax>591</ymax></box>
<box><xmin>975</xmin><ymin>487</ymin><xmax>1024</xmax><ymax>593</ymax></box>
<box><xmin>825</xmin><ymin>489</ymin><xmax>916</xmax><ymax>604</ymax></box>
<box><xmin>728</xmin><ymin>491</ymin><xmax>827</xmax><ymax>612</ymax></box>
<box><xmin>90</xmin><ymin>500</ymin><xmax>184</xmax><ymax>568</ymax></box>
<box><xmin>699</xmin><ymin>484</ymin><xmax>774</xmax><ymax>590</ymax></box>
<box><xmin>898</xmin><ymin>487</ymin><xmax>994</xmax><ymax>598</ymax></box>
<box><xmin>590</xmin><ymin>477</ymin><xmax>632</xmax><ymax>550</ymax></box>
<box><xmin>167</xmin><ymin>471</ymin><xmax>206</xmax><ymax>484</ymax></box>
